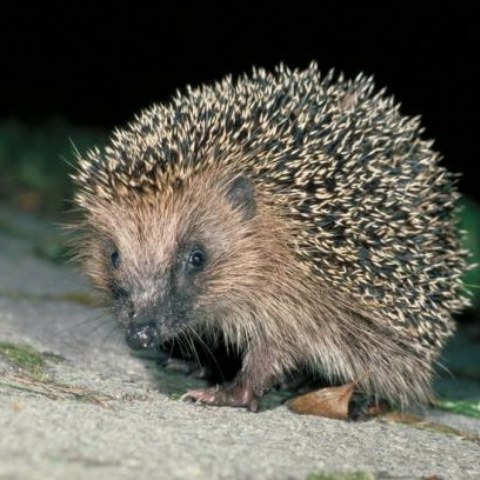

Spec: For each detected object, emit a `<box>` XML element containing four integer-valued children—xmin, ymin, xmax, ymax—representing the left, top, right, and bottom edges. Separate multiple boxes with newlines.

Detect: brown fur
<box><xmin>76</xmin><ymin>164</ymin><xmax>435</xmax><ymax>407</ymax></box>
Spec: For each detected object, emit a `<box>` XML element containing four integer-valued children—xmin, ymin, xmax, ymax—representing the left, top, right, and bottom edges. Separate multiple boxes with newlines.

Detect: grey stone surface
<box><xmin>1</xmin><ymin>209</ymin><xmax>479</xmax><ymax>480</ymax></box>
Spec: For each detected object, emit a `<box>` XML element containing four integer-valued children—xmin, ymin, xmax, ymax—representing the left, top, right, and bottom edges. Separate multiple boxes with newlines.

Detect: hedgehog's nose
<box><xmin>125</xmin><ymin>321</ymin><xmax>158</xmax><ymax>350</ymax></box>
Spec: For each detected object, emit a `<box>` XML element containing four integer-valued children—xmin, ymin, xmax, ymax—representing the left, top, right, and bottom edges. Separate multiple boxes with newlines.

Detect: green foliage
<box><xmin>437</xmin><ymin>399</ymin><xmax>480</xmax><ymax>419</ymax></box>
<box><xmin>0</xmin><ymin>119</ymin><xmax>105</xmax><ymax>214</ymax></box>
<box><xmin>459</xmin><ymin>197</ymin><xmax>480</xmax><ymax>308</ymax></box>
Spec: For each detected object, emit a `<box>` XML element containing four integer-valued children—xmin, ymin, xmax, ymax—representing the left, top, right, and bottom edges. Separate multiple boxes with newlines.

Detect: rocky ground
<box><xmin>0</xmin><ymin>208</ymin><xmax>479</xmax><ymax>480</ymax></box>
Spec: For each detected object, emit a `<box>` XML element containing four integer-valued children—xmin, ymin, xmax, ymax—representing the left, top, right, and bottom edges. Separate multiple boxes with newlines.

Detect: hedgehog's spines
<box><xmin>73</xmin><ymin>63</ymin><xmax>470</xmax><ymax>405</ymax></box>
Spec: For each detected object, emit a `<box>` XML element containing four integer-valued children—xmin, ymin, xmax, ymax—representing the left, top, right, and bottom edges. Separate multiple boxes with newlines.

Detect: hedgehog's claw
<box><xmin>182</xmin><ymin>384</ymin><xmax>259</xmax><ymax>412</ymax></box>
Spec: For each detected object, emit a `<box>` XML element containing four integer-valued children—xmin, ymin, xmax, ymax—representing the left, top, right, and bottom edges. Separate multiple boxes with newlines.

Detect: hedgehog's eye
<box><xmin>111</xmin><ymin>250</ymin><xmax>121</xmax><ymax>269</ymax></box>
<box><xmin>186</xmin><ymin>247</ymin><xmax>206</xmax><ymax>272</ymax></box>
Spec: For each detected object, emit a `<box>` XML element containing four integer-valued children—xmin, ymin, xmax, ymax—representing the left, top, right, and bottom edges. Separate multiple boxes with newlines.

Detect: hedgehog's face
<box><xmin>109</xmin><ymin>239</ymin><xmax>210</xmax><ymax>350</ymax></box>
<box><xmin>81</xmin><ymin>172</ymin><xmax>267</xmax><ymax>350</ymax></box>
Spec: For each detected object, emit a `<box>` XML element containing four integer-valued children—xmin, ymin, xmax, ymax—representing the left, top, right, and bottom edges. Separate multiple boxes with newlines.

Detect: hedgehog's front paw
<box><xmin>182</xmin><ymin>383</ymin><xmax>259</xmax><ymax>412</ymax></box>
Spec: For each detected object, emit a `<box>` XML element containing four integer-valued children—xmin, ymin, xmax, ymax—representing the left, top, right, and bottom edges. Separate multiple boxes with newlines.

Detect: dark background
<box><xmin>1</xmin><ymin>3</ymin><xmax>478</xmax><ymax>199</ymax></box>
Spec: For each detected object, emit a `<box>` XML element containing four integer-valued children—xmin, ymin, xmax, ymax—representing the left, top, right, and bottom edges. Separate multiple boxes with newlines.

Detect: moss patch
<box><xmin>0</xmin><ymin>342</ymin><xmax>63</xmax><ymax>380</ymax></box>
<box><xmin>0</xmin><ymin>342</ymin><xmax>117</xmax><ymax>406</ymax></box>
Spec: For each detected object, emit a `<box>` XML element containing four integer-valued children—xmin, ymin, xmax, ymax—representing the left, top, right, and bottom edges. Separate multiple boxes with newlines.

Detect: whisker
<box><xmin>184</xmin><ymin>328</ymin><xmax>202</xmax><ymax>369</ymax></box>
<box><xmin>187</xmin><ymin>326</ymin><xmax>224</xmax><ymax>382</ymax></box>
<box><xmin>45</xmin><ymin>312</ymin><xmax>115</xmax><ymax>349</ymax></box>
<box><xmin>80</xmin><ymin>316</ymin><xmax>118</xmax><ymax>344</ymax></box>
<box><xmin>98</xmin><ymin>323</ymin><xmax>121</xmax><ymax>348</ymax></box>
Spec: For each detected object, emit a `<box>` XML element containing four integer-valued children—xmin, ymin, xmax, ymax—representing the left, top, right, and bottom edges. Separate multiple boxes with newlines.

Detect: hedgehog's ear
<box><xmin>226</xmin><ymin>176</ymin><xmax>256</xmax><ymax>221</ymax></box>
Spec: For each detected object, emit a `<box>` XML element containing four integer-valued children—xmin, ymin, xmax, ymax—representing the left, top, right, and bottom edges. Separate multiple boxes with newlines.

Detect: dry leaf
<box><xmin>286</xmin><ymin>383</ymin><xmax>355</xmax><ymax>419</ymax></box>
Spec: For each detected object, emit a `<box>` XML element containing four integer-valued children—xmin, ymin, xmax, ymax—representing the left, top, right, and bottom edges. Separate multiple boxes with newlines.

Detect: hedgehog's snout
<box><xmin>125</xmin><ymin>320</ymin><xmax>159</xmax><ymax>350</ymax></box>
<box><xmin>119</xmin><ymin>281</ymin><xmax>168</xmax><ymax>350</ymax></box>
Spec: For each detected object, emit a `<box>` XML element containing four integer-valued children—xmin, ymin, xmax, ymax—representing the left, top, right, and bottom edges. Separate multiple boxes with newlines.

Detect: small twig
<box><xmin>0</xmin><ymin>374</ymin><xmax>114</xmax><ymax>407</ymax></box>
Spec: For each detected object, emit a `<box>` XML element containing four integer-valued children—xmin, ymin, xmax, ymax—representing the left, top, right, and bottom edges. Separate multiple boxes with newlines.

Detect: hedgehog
<box><xmin>72</xmin><ymin>62</ymin><xmax>470</xmax><ymax>412</ymax></box>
